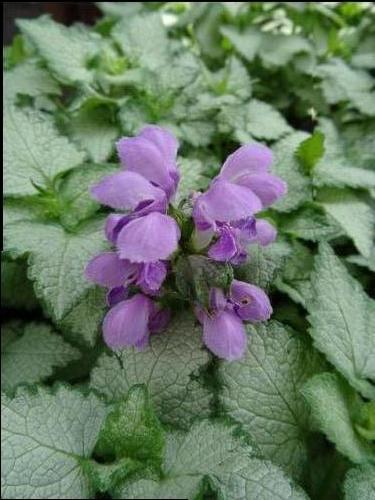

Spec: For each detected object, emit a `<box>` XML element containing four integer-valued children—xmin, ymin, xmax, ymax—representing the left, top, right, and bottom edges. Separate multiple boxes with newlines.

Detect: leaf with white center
<box><xmin>281</xmin><ymin>205</ymin><xmax>343</xmax><ymax>242</ymax></box>
<box><xmin>4</xmin><ymin>105</ymin><xmax>85</xmax><ymax>196</ymax></box>
<box><xmin>120</xmin><ymin>420</ymin><xmax>308</xmax><ymax>500</ymax></box>
<box><xmin>307</xmin><ymin>243</ymin><xmax>375</xmax><ymax>399</ymax></box>
<box><xmin>344</xmin><ymin>465</ymin><xmax>375</xmax><ymax>500</ymax></box>
<box><xmin>272</xmin><ymin>132</ymin><xmax>312</xmax><ymax>212</ymax></box>
<box><xmin>1</xmin><ymin>321</ymin><xmax>80</xmax><ymax>392</ymax></box>
<box><xmin>1</xmin><ymin>258</ymin><xmax>38</xmax><ymax>310</ymax></box>
<box><xmin>17</xmin><ymin>16</ymin><xmax>101</xmax><ymax>85</ymax></box>
<box><xmin>218</xmin><ymin>321</ymin><xmax>323</xmax><ymax>479</ymax></box>
<box><xmin>69</xmin><ymin>105</ymin><xmax>119</xmax><ymax>163</ymax></box>
<box><xmin>1</xmin><ymin>386</ymin><xmax>107</xmax><ymax>499</ymax></box>
<box><xmin>235</xmin><ymin>240</ymin><xmax>292</xmax><ymax>290</ymax></box>
<box><xmin>318</xmin><ymin>189</ymin><xmax>375</xmax><ymax>259</ymax></box>
<box><xmin>4</xmin><ymin>203</ymin><xmax>108</xmax><ymax>321</ymax></box>
<box><xmin>347</xmin><ymin>251</ymin><xmax>375</xmax><ymax>273</ymax></box>
<box><xmin>90</xmin><ymin>312</ymin><xmax>212</xmax><ymax>429</ymax></box>
<box><xmin>113</xmin><ymin>13</ymin><xmax>170</xmax><ymax>71</ymax></box>
<box><xmin>4</xmin><ymin>61</ymin><xmax>60</xmax><ymax>102</ymax></box>
<box><xmin>302</xmin><ymin>373</ymin><xmax>375</xmax><ymax>464</ymax></box>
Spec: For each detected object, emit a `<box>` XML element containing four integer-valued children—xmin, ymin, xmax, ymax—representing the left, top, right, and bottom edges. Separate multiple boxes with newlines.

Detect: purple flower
<box><xmin>116</xmin><ymin>125</ymin><xmax>180</xmax><ymax>199</ymax></box>
<box><xmin>117</xmin><ymin>212</ymin><xmax>180</xmax><ymax>263</ymax></box>
<box><xmin>137</xmin><ymin>261</ymin><xmax>168</xmax><ymax>294</ymax></box>
<box><xmin>91</xmin><ymin>171</ymin><xmax>167</xmax><ymax>213</ymax></box>
<box><xmin>230</xmin><ymin>279</ymin><xmax>272</xmax><ymax>321</ymax></box>
<box><xmin>203</xmin><ymin>309</ymin><xmax>247</xmax><ymax>361</ymax></box>
<box><xmin>85</xmin><ymin>252</ymin><xmax>139</xmax><ymax>289</ymax></box>
<box><xmin>103</xmin><ymin>294</ymin><xmax>171</xmax><ymax>350</ymax></box>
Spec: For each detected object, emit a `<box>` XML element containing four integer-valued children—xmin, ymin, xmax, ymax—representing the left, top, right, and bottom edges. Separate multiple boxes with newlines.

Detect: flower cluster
<box><xmin>85</xmin><ymin>125</ymin><xmax>286</xmax><ymax>360</ymax></box>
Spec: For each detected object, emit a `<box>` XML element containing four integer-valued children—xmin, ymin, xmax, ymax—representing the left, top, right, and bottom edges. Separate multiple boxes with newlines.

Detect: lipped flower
<box><xmin>84</xmin><ymin>126</ymin><xmax>285</xmax><ymax>361</ymax></box>
<box><xmin>195</xmin><ymin>281</ymin><xmax>272</xmax><ymax>361</ymax></box>
<box><xmin>192</xmin><ymin>143</ymin><xmax>286</xmax><ymax>264</ymax></box>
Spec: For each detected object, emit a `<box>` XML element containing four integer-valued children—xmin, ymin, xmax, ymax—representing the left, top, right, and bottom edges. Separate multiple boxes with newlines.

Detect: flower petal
<box><xmin>193</xmin><ymin>180</ymin><xmax>262</xmax><ymax>226</ymax></box>
<box><xmin>103</xmin><ymin>294</ymin><xmax>153</xmax><ymax>350</ymax></box>
<box><xmin>230</xmin><ymin>279</ymin><xmax>272</xmax><ymax>321</ymax></box>
<box><xmin>85</xmin><ymin>252</ymin><xmax>137</xmax><ymax>289</ymax></box>
<box><xmin>203</xmin><ymin>310</ymin><xmax>247</xmax><ymax>361</ymax></box>
<box><xmin>220</xmin><ymin>144</ymin><xmax>273</xmax><ymax>182</ymax></box>
<box><xmin>106</xmin><ymin>286</ymin><xmax>129</xmax><ymax>307</ymax></box>
<box><xmin>91</xmin><ymin>171</ymin><xmax>166</xmax><ymax>211</ymax></box>
<box><xmin>116</xmin><ymin>136</ymin><xmax>173</xmax><ymax>192</ymax></box>
<box><xmin>209</xmin><ymin>288</ymin><xmax>228</xmax><ymax>311</ymax></box>
<box><xmin>235</xmin><ymin>173</ymin><xmax>287</xmax><ymax>207</ymax></box>
<box><xmin>137</xmin><ymin>261</ymin><xmax>167</xmax><ymax>292</ymax></box>
<box><xmin>149</xmin><ymin>307</ymin><xmax>171</xmax><ymax>333</ymax></box>
<box><xmin>117</xmin><ymin>212</ymin><xmax>181</xmax><ymax>263</ymax></box>
<box><xmin>255</xmin><ymin>219</ymin><xmax>277</xmax><ymax>246</ymax></box>
<box><xmin>139</xmin><ymin>125</ymin><xmax>179</xmax><ymax>164</ymax></box>
<box><xmin>208</xmin><ymin>226</ymin><xmax>238</xmax><ymax>262</ymax></box>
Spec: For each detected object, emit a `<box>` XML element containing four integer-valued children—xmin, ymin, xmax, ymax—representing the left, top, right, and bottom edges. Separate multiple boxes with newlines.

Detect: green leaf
<box><xmin>1</xmin><ymin>321</ymin><xmax>80</xmax><ymax>392</ymax></box>
<box><xmin>318</xmin><ymin>189</ymin><xmax>375</xmax><ymax>259</ymax></box>
<box><xmin>1</xmin><ymin>258</ymin><xmax>38</xmax><ymax>310</ymax></box>
<box><xmin>272</xmin><ymin>132</ymin><xmax>312</xmax><ymax>212</ymax></box>
<box><xmin>1</xmin><ymin>385</ymin><xmax>108</xmax><ymax>499</ymax></box>
<box><xmin>175</xmin><ymin>157</ymin><xmax>210</xmax><ymax>204</ymax></box>
<box><xmin>219</xmin><ymin>321</ymin><xmax>323</xmax><ymax>479</ymax></box>
<box><xmin>344</xmin><ymin>465</ymin><xmax>375</xmax><ymax>500</ymax></box>
<box><xmin>347</xmin><ymin>251</ymin><xmax>375</xmax><ymax>273</ymax></box>
<box><xmin>4</xmin><ymin>61</ymin><xmax>60</xmax><ymax>102</ymax></box>
<box><xmin>57</xmin><ymin>162</ymin><xmax>117</xmax><ymax>228</ymax></box>
<box><xmin>96</xmin><ymin>385</ymin><xmax>165</xmax><ymax>465</ymax></box>
<box><xmin>90</xmin><ymin>312</ymin><xmax>212</xmax><ymax>429</ymax></box>
<box><xmin>4</xmin><ymin>204</ymin><xmax>108</xmax><ymax>320</ymax></box>
<box><xmin>302</xmin><ymin>373</ymin><xmax>375</xmax><ymax>464</ymax></box>
<box><xmin>317</xmin><ymin>58</ymin><xmax>375</xmax><ymax>116</ymax></box>
<box><xmin>245</xmin><ymin>99</ymin><xmax>292</xmax><ymax>141</ymax></box>
<box><xmin>221</xmin><ymin>26</ymin><xmax>262</xmax><ymax>63</ymax></box>
<box><xmin>307</xmin><ymin>243</ymin><xmax>375</xmax><ymax>399</ymax></box>
<box><xmin>314</xmin><ymin>119</ymin><xmax>375</xmax><ymax>190</ymax></box>
<box><xmin>113</xmin><ymin>13</ymin><xmax>170</xmax><ymax>71</ymax></box>
<box><xmin>17</xmin><ymin>16</ymin><xmax>101</xmax><ymax>85</ymax></box>
<box><xmin>69</xmin><ymin>105</ymin><xmax>119</xmax><ymax>163</ymax></box>
<box><xmin>280</xmin><ymin>205</ymin><xmax>343</xmax><ymax>242</ymax></box>
<box><xmin>4</xmin><ymin>105</ymin><xmax>85</xmax><ymax>197</ymax></box>
<box><xmin>120</xmin><ymin>419</ymin><xmax>308</xmax><ymax>500</ymax></box>
<box><xmin>235</xmin><ymin>240</ymin><xmax>292</xmax><ymax>290</ymax></box>
<box><xmin>275</xmin><ymin>241</ymin><xmax>314</xmax><ymax>308</ymax></box>
<box><xmin>58</xmin><ymin>286</ymin><xmax>106</xmax><ymax>347</ymax></box>
<box><xmin>296</xmin><ymin>131</ymin><xmax>325</xmax><ymax>174</ymax></box>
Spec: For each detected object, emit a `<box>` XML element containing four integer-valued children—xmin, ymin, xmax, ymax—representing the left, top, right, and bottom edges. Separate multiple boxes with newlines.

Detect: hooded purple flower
<box><xmin>230</xmin><ymin>279</ymin><xmax>272</xmax><ymax>321</ymax></box>
<box><xmin>116</xmin><ymin>125</ymin><xmax>180</xmax><ymax>200</ymax></box>
<box><xmin>103</xmin><ymin>294</ymin><xmax>171</xmax><ymax>350</ymax></box>
<box><xmin>192</xmin><ymin>143</ymin><xmax>285</xmax><ymax>264</ymax></box>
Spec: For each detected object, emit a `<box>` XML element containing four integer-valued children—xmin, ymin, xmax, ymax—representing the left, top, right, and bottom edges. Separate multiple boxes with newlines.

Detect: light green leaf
<box><xmin>317</xmin><ymin>59</ymin><xmax>375</xmax><ymax>116</ymax></box>
<box><xmin>1</xmin><ymin>322</ymin><xmax>80</xmax><ymax>392</ymax></box>
<box><xmin>69</xmin><ymin>105</ymin><xmax>119</xmax><ymax>163</ymax></box>
<box><xmin>4</xmin><ymin>61</ymin><xmax>60</xmax><ymax>102</ymax></box>
<box><xmin>1</xmin><ymin>258</ymin><xmax>38</xmax><ymax>310</ymax></box>
<box><xmin>318</xmin><ymin>189</ymin><xmax>375</xmax><ymax>259</ymax></box>
<box><xmin>235</xmin><ymin>240</ymin><xmax>292</xmax><ymax>290</ymax></box>
<box><xmin>17</xmin><ymin>16</ymin><xmax>101</xmax><ymax>85</ymax></box>
<box><xmin>314</xmin><ymin>119</ymin><xmax>375</xmax><ymax>190</ymax></box>
<box><xmin>245</xmin><ymin>99</ymin><xmax>292</xmax><ymax>141</ymax></box>
<box><xmin>281</xmin><ymin>205</ymin><xmax>343</xmax><ymax>242</ymax></box>
<box><xmin>58</xmin><ymin>162</ymin><xmax>117</xmax><ymax>228</ymax></box>
<box><xmin>175</xmin><ymin>157</ymin><xmax>210</xmax><ymax>203</ymax></box>
<box><xmin>120</xmin><ymin>420</ymin><xmax>308</xmax><ymax>500</ymax></box>
<box><xmin>4</xmin><ymin>204</ymin><xmax>107</xmax><ymax>320</ymax></box>
<box><xmin>1</xmin><ymin>386</ymin><xmax>107</xmax><ymax>499</ymax></box>
<box><xmin>272</xmin><ymin>132</ymin><xmax>312</xmax><ymax>212</ymax></box>
<box><xmin>58</xmin><ymin>286</ymin><xmax>106</xmax><ymax>347</ymax></box>
<box><xmin>96</xmin><ymin>2</ymin><xmax>143</xmax><ymax>18</ymax></box>
<box><xmin>4</xmin><ymin>105</ymin><xmax>85</xmax><ymax>196</ymax></box>
<box><xmin>113</xmin><ymin>13</ymin><xmax>169</xmax><ymax>71</ymax></box>
<box><xmin>308</xmin><ymin>243</ymin><xmax>375</xmax><ymax>399</ymax></box>
<box><xmin>275</xmin><ymin>241</ymin><xmax>314</xmax><ymax>308</ymax></box>
<box><xmin>219</xmin><ymin>321</ymin><xmax>323</xmax><ymax>479</ymax></box>
<box><xmin>221</xmin><ymin>26</ymin><xmax>262</xmax><ymax>63</ymax></box>
<box><xmin>347</xmin><ymin>251</ymin><xmax>375</xmax><ymax>273</ymax></box>
<box><xmin>344</xmin><ymin>465</ymin><xmax>375</xmax><ymax>500</ymax></box>
<box><xmin>90</xmin><ymin>312</ymin><xmax>212</xmax><ymax>429</ymax></box>
<box><xmin>302</xmin><ymin>373</ymin><xmax>375</xmax><ymax>464</ymax></box>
